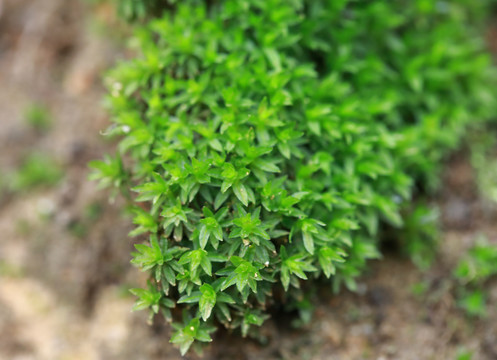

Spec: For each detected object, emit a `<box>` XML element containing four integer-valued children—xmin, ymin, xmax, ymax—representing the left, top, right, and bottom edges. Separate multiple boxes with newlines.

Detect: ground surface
<box><xmin>1</xmin><ymin>1</ymin><xmax>497</xmax><ymax>359</ymax></box>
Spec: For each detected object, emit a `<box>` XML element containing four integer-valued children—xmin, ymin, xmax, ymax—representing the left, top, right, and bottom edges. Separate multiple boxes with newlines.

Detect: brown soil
<box><xmin>1</xmin><ymin>1</ymin><xmax>496</xmax><ymax>359</ymax></box>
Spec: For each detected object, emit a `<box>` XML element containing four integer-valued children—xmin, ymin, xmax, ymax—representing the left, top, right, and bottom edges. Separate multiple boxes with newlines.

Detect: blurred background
<box><xmin>1</xmin><ymin>1</ymin><xmax>497</xmax><ymax>359</ymax></box>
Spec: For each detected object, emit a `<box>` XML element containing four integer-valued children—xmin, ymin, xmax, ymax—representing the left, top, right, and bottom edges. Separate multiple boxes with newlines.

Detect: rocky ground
<box><xmin>1</xmin><ymin>1</ymin><xmax>497</xmax><ymax>359</ymax></box>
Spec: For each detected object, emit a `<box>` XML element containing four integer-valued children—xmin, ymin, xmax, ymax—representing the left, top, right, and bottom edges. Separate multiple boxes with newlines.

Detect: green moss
<box><xmin>10</xmin><ymin>153</ymin><xmax>63</xmax><ymax>192</ymax></box>
<box><xmin>91</xmin><ymin>0</ymin><xmax>497</xmax><ymax>354</ymax></box>
<box><xmin>24</xmin><ymin>103</ymin><xmax>52</xmax><ymax>133</ymax></box>
<box><xmin>454</xmin><ymin>237</ymin><xmax>497</xmax><ymax>317</ymax></box>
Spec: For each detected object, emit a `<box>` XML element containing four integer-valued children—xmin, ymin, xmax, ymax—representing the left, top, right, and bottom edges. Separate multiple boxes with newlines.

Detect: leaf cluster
<box><xmin>454</xmin><ymin>238</ymin><xmax>497</xmax><ymax>317</ymax></box>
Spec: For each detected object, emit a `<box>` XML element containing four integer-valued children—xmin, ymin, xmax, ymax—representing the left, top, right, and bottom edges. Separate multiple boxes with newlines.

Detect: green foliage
<box><xmin>453</xmin><ymin>238</ymin><xmax>497</xmax><ymax>317</ymax></box>
<box><xmin>92</xmin><ymin>0</ymin><xmax>497</xmax><ymax>354</ymax></box>
<box><xmin>8</xmin><ymin>153</ymin><xmax>63</xmax><ymax>192</ymax></box>
<box><xmin>99</xmin><ymin>0</ymin><xmax>172</xmax><ymax>22</ymax></box>
<box><xmin>456</xmin><ymin>348</ymin><xmax>474</xmax><ymax>360</ymax></box>
<box><xmin>171</xmin><ymin>316</ymin><xmax>215</xmax><ymax>356</ymax></box>
<box><xmin>89</xmin><ymin>153</ymin><xmax>129</xmax><ymax>199</ymax></box>
<box><xmin>399</xmin><ymin>204</ymin><xmax>439</xmax><ymax>270</ymax></box>
<box><xmin>470</xmin><ymin>128</ymin><xmax>497</xmax><ymax>205</ymax></box>
<box><xmin>23</xmin><ymin>103</ymin><xmax>52</xmax><ymax>133</ymax></box>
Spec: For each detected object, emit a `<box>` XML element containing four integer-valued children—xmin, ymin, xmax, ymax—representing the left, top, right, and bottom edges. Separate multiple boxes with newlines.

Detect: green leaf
<box><xmin>177</xmin><ymin>292</ymin><xmax>201</xmax><ymax>304</ymax></box>
<box><xmin>214</xmin><ymin>190</ymin><xmax>230</xmax><ymax>209</ymax></box>
<box><xmin>252</xmin><ymin>158</ymin><xmax>280</xmax><ymax>173</ymax></box>
<box><xmin>199</xmin><ymin>284</ymin><xmax>216</xmax><ymax>321</ymax></box>
<box><xmin>302</xmin><ymin>231</ymin><xmax>314</xmax><ymax>254</ymax></box>
<box><xmin>200</xmin><ymin>252</ymin><xmax>212</xmax><ymax>276</ymax></box>
<box><xmin>199</xmin><ymin>224</ymin><xmax>210</xmax><ymax>249</ymax></box>
<box><xmin>233</xmin><ymin>182</ymin><xmax>249</xmax><ymax>206</ymax></box>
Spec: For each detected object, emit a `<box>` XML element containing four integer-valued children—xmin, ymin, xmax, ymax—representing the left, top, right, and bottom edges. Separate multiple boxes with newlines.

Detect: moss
<box><xmin>91</xmin><ymin>0</ymin><xmax>497</xmax><ymax>354</ymax></box>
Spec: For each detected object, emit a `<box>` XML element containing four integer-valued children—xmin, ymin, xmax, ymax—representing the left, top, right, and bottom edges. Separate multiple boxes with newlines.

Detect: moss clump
<box><xmin>91</xmin><ymin>0</ymin><xmax>497</xmax><ymax>355</ymax></box>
